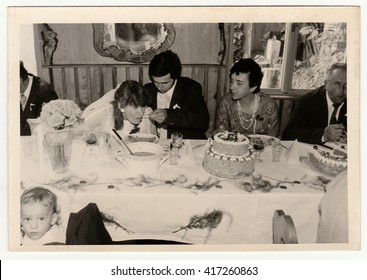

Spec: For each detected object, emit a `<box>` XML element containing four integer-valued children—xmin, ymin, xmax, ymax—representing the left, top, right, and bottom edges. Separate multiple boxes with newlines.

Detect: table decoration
<box><xmin>40</xmin><ymin>100</ymin><xmax>82</xmax><ymax>174</ymax></box>
<box><xmin>172</xmin><ymin>209</ymin><xmax>233</xmax><ymax>243</ymax></box>
<box><xmin>285</xmin><ymin>139</ymin><xmax>300</xmax><ymax>163</ymax></box>
<box><xmin>100</xmin><ymin>212</ymin><xmax>134</xmax><ymax>234</ymax></box>
<box><xmin>29</xmin><ymin>172</ymin><xmax>98</xmax><ymax>192</ymax></box>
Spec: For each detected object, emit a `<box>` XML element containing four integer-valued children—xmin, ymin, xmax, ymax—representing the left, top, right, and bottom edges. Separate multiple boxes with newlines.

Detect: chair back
<box><xmin>273</xmin><ymin>209</ymin><xmax>298</xmax><ymax>244</ymax></box>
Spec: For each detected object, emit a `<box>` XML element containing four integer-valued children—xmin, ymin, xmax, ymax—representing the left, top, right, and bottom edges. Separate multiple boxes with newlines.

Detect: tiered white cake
<box><xmin>203</xmin><ymin>132</ymin><xmax>255</xmax><ymax>179</ymax></box>
<box><xmin>308</xmin><ymin>145</ymin><xmax>347</xmax><ymax>176</ymax></box>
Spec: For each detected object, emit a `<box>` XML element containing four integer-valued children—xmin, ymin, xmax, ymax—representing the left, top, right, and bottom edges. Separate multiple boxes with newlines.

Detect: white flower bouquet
<box><xmin>40</xmin><ymin>99</ymin><xmax>82</xmax><ymax>130</ymax></box>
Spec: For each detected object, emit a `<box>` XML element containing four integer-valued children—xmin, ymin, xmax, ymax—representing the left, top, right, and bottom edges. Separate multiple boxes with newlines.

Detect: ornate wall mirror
<box><xmin>93</xmin><ymin>23</ymin><xmax>176</xmax><ymax>63</ymax></box>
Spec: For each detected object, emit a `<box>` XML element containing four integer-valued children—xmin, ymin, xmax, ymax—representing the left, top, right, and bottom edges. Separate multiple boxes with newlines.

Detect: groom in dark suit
<box><xmin>20</xmin><ymin>61</ymin><xmax>58</xmax><ymax>135</ymax></box>
<box><xmin>144</xmin><ymin>50</ymin><xmax>210</xmax><ymax>139</ymax></box>
<box><xmin>283</xmin><ymin>63</ymin><xmax>347</xmax><ymax>144</ymax></box>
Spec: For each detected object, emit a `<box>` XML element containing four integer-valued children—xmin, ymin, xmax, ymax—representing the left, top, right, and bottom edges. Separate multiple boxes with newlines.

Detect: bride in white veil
<box><xmin>82</xmin><ymin>80</ymin><xmax>156</xmax><ymax>138</ymax></box>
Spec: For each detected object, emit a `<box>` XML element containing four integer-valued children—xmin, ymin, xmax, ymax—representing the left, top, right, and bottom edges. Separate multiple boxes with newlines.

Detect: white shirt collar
<box><xmin>156</xmin><ymin>80</ymin><xmax>177</xmax><ymax>109</ymax></box>
<box><xmin>22</xmin><ymin>75</ymin><xmax>33</xmax><ymax>99</ymax></box>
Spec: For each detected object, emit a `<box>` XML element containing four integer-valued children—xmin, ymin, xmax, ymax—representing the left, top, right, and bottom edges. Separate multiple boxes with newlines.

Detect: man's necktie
<box><xmin>329</xmin><ymin>103</ymin><xmax>341</xmax><ymax>125</ymax></box>
<box><xmin>20</xmin><ymin>93</ymin><xmax>27</xmax><ymax>110</ymax></box>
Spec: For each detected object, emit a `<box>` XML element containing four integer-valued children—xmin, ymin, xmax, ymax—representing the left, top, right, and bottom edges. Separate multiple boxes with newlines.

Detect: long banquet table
<box><xmin>19</xmin><ymin>133</ymin><xmax>329</xmax><ymax>245</ymax></box>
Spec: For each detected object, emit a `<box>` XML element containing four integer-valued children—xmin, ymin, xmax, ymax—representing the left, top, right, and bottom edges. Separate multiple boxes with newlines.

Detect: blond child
<box><xmin>20</xmin><ymin>186</ymin><xmax>64</xmax><ymax>245</ymax></box>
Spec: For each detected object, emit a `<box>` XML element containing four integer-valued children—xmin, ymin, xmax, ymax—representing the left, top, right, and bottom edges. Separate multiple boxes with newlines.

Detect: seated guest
<box><xmin>214</xmin><ymin>58</ymin><xmax>279</xmax><ymax>136</ymax></box>
<box><xmin>283</xmin><ymin>63</ymin><xmax>347</xmax><ymax>144</ymax></box>
<box><xmin>316</xmin><ymin>171</ymin><xmax>348</xmax><ymax>243</ymax></box>
<box><xmin>82</xmin><ymin>80</ymin><xmax>156</xmax><ymax>137</ymax></box>
<box><xmin>144</xmin><ymin>50</ymin><xmax>210</xmax><ymax>139</ymax></box>
<box><xmin>20</xmin><ymin>61</ymin><xmax>58</xmax><ymax>135</ymax></box>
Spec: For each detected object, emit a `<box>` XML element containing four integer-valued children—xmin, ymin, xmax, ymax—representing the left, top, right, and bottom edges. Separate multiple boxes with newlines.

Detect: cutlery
<box><xmin>112</xmin><ymin>129</ymin><xmax>134</xmax><ymax>155</ymax></box>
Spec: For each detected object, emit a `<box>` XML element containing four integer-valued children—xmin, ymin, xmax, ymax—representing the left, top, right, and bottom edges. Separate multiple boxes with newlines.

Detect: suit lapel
<box><xmin>317</xmin><ymin>88</ymin><xmax>329</xmax><ymax>127</ymax></box>
<box><xmin>338</xmin><ymin>100</ymin><xmax>347</xmax><ymax>125</ymax></box>
<box><xmin>169</xmin><ymin>78</ymin><xmax>184</xmax><ymax>108</ymax></box>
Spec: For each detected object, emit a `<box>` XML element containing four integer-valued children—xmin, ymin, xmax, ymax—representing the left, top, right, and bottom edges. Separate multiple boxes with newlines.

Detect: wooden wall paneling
<box><xmin>111</xmin><ymin>67</ymin><xmax>117</xmax><ymax>89</ymax></box>
<box><xmin>203</xmin><ymin>68</ymin><xmax>209</xmax><ymax>102</ymax></box>
<box><xmin>89</xmin><ymin>67</ymin><xmax>101</xmax><ymax>104</ymax></box>
<box><xmin>142</xmin><ymin>67</ymin><xmax>150</xmax><ymax>85</ymax></box>
<box><xmin>86</xmin><ymin>67</ymin><xmax>92</xmax><ymax>106</ymax></box>
<box><xmin>98</xmin><ymin>67</ymin><xmax>104</xmax><ymax>98</ymax></box>
<box><xmin>102</xmin><ymin>68</ymin><xmax>114</xmax><ymax>96</ymax></box>
<box><xmin>75</xmin><ymin>67</ymin><xmax>89</xmax><ymax>109</ymax></box>
<box><xmin>206</xmin><ymin>68</ymin><xmax>222</xmax><ymax>137</ymax></box>
<box><xmin>125</xmin><ymin>67</ymin><xmax>131</xmax><ymax>81</ymax></box>
<box><xmin>117</xmin><ymin>67</ymin><xmax>130</xmax><ymax>85</ymax></box>
<box><xmin>138</xmin><ymin>67</ymin><xmax>144</xmax><ymax>85</ymax></box>
<box><xmin>65</xmin><ymin>68</ymin><xmax>76</xmax><ymax>103</ymax></box>
<box><xmin>61</xmin><ymin>68</ymin><xmax>67</xmax><ymax>99</ymax></box>
<box><xmin>73</xmin><ymin>67</ymin><xmax>81</xmax><ymax>106</ymax></box>
<box><xmin>50</xmin><ymin>68</ymin><xmax>63</xmax><ymax>99</ymax></box>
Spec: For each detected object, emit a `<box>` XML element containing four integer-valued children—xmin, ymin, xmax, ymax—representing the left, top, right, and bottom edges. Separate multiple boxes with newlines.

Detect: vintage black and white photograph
<box><xmin>8</xmin><ymin>6</ymin><xmax>360</xmax><ymax>251</ymax></box>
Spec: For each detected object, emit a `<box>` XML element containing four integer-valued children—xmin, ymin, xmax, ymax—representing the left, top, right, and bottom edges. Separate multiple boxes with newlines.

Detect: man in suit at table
<box><xmin>283</xmin><ymin>63</ymin><xmax>347</xmax><ymax>144</ymax></box>
<box><xmin>144</xmin><ymin>50</ymin><xmax>210</xmax><ymax>139</ymax></box>
<box><xmin>20</xmin><ymin>61</ymin><xmax>58</xmax><ymax>135</ymax></box>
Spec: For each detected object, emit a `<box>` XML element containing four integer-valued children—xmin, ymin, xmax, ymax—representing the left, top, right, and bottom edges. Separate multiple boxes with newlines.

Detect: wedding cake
<box><xmin>309</xmin><ymin>145</ymin><xmax>347</xmax><ymax>176</ymax></box>
<box><xmin>203</xmin><ymin>131</ymin><xmax>255</xmax><ymax>179</ymax></box>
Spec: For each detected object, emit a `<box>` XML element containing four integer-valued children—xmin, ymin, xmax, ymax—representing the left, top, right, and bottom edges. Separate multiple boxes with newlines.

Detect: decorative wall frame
<box><xmin>93</xmin><ymin>23</ymin><xmax>176</xmax><ymax>63</ymax></box>
<box><xmin>40</xmin><ymin>24</ymin><xmax>58</xmax><ymax>65</ymax></box>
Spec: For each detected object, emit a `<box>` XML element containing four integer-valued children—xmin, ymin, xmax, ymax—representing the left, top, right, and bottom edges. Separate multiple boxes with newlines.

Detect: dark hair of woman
<box><xmin>148</xmin><ymin>50</ymin><xmax>182</xmax><ymax>80</ymax></box>
<box><xmin>229</xmin><ymin>58</ymin><xmax>264</xmax><ymax>93</ymax></box>
<box><xmin>111</xmin><ymin>80</ymin><xmax>152</xmax><ymax>130</ymax></box>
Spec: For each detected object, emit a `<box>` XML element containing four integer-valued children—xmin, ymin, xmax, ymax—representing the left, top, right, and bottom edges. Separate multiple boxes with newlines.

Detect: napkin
<box><xmin>97</xmin><ymin>135</ymin><xmax>114</xmax><ymax>162</ymax></box>
<box><xmin>183</xmin><ymin>140</ymin><xmax>195</xmax><ymax>162</ymax></box>
<box><xmin>285</xmin><ymin>139</ymin><xmax>300</xmax><ymax>163</ymax></box>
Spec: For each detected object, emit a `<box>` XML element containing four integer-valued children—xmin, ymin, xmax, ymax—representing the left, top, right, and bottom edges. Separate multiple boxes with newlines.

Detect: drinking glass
<box><xmin>252</xmin><ymin>137</ymin><xmax>265</xmax><ymax>162</ymax></box>
<box><xmin>83</xmin><ymin>131</ymin><xmax>99</xmax><ymax>158</ymax></box>
<box><xmin>171</xmin><ymin>132</ymin><xmax>183</xmax><ymax>149</ymax></box>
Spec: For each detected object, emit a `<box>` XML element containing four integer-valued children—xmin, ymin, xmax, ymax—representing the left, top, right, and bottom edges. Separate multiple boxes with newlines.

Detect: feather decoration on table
<box><xmin>237</xmin><ymin>174</ymin><xmax>281</xmax><ymax>193</ymax></box>
<box><xmin>172</xmin><ymin>209</ymin><xmax>233</xmax><ymax>243</ymax></box>
<box><xmin>183</xmin><ymin>177</ymin><xmax>223</xmax><ymax>194</ymax></box>
<box><xmin>100</xmin><ymin>212</ymin><xmax>134</xmax><ymax>234</ymax></box>
<box><xmin>30</xmin><ymin>172</ymin><xmax>98</xmax><ymax>192</ymax></box>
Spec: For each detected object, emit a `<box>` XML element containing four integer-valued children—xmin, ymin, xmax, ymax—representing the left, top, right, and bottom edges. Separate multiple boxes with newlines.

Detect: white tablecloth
<box><xmin>19</xmin><ymin>136</ymin><xmax>327</xmax><ymax>245</ymax></box>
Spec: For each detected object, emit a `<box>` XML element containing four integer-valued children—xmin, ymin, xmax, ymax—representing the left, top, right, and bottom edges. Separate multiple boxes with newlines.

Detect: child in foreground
<box><xmin>20</xmin><ymin>186</ymin><xmax>64</xmax><ymax>245</ymax></box>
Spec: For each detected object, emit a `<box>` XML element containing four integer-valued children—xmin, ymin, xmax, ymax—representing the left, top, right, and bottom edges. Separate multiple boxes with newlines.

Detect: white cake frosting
<box><xmin>309</xmin><ymin>145</ymin><xmax>347</xmax><ymax>176</ymax></box>
<box><xmin>203</xmin><ymin>132</ymin><xmax>255</xmax><ymax>179</ymax></box>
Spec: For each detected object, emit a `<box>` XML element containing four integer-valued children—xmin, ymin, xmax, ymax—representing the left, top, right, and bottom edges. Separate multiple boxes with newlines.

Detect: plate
<box><xmin>247</xmin><ymin>134</ymin><xmax>278</xmax><ymax>146</ymax></box>
<box><xmin>124</xmin><ymin>133</ymin><xmax>159</xmax><ymax>144</ymax></box>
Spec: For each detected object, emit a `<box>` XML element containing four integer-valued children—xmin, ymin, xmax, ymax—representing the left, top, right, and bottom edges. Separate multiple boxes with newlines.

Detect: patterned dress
<box><xmin>214</xmin><ymin>92</ymin><xmax>279</xmax><ymax>137</ymax></box>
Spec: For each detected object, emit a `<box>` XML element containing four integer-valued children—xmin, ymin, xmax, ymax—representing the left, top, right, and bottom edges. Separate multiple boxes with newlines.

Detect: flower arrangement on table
<box><xmin>40</xmin><ymin>99</ymin><xmax>82</xmax><ymax>130</ymax></box>
<box><xmin>39</xmin><ymin>100</ymin><xmax>82</xmax><ymax>174</ymax></box>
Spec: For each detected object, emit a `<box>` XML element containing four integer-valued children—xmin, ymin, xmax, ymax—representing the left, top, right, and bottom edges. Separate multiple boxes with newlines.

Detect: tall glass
<box><xmin>44</xmin><ymin>129</ymin><xmax>73</xmax><ymax>174</ymax></box>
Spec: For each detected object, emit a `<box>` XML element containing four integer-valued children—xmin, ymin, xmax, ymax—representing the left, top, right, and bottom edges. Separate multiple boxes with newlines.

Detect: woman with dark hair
<box><xmin>82</xmin><ymin>80</ymin><xmax>156</xmax><ymax>137</ymax></box>
<box><xmin>214</xmin><ymin>58</ymin><xmax>279</xmax><ymax>136</ymax></box>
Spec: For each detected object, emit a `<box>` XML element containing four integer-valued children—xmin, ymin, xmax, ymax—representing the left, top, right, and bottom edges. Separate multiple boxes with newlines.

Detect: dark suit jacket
<box><xmin>282</xmin><ymin>86</ymin><xmax>347</xmax><ymax>144</ymax></box>
<box><xmin>144</xmin><ymin>77</ymin><xmax>210</xmax><ymax>139</ymax></box>
<box><xmin>66</xmin><ymin>203</ymin><xmax>113</xmax><ymax>245</ymax></box>
<box><xmin>20</xmin><ymin>74</ymin><xmax>58</xmax><ymax>135</ymax></box>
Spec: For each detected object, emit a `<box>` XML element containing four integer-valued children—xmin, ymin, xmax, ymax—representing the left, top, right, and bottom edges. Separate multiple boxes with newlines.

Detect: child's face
<box><xmin>21</xmin><ymin>202</ymin><xmax>56</xmax><ymax>240</ymax></box>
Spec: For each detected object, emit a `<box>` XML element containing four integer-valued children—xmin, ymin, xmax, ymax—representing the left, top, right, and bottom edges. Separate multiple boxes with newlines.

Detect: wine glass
<box><xmin>171</xmin><ymin>132</ymin><xmax>183</xmax><ymax>149</ymax></box>
<box><xmin>252</xmin><ymin>137</ymin><xmax>265</xmax><ymax>162</ymax></box>
<box><xmin>83</xmin><ymin>130</ymin><xmax>99</xmax><ymax>158</ymax></box>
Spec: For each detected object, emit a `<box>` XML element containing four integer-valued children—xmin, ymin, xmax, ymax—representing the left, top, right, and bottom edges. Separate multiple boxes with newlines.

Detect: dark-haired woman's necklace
<box><xmin>237</xmin><ymin>94</ymin><xmax>259</xmax><ymax>133</ymax></box>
